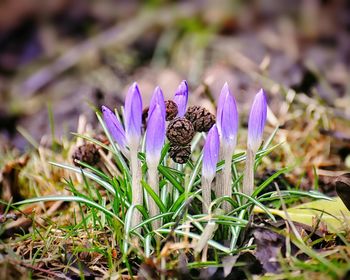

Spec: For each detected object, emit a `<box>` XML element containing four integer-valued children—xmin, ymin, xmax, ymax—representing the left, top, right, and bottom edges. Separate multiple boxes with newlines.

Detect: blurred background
<box><xmin>0</xmin><ymin>0</ymin><xmax>349</xmax><ymax>151</ymax></box>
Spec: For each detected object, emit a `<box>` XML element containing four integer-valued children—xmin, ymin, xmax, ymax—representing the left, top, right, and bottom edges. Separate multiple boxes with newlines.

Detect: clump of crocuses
<box><xmin>102</xmin><ymin>80</ymin><xmax>268</xmax><ymax>229</ymax></box>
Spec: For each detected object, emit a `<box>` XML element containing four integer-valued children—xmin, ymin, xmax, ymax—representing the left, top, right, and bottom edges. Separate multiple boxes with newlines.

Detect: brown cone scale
<box><xmin>169</xmin><ymin>144</ymin><xmax>191</xmax><ymax>164</ymax></box>
<box><xmin>185</xmin><ymin>105</ymin><xmax>216</xmax><ymax>132</ymax></box>
<box><xmin>165</xmin><ymin>100</ymin><xmax>178</xmax><ymax>121</ymax></box>
<box><xmin>166</xmin><ymin>117</ymin><xmax>195</xmax><ymax>146</ymax></box>
<box><xmin>72</xmin><ymin>143</ymin><xmax>100</xmax><ymax>167</ymax></box>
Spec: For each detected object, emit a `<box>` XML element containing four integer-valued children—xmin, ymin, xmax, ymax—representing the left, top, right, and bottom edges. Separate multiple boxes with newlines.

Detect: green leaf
<box><xmin>12</xmin><ymin>195</ymin><xmax>123</xmax><ymax>224</ymax></box>
<box><xmin>50</xmin><ymin>162</ymin><xmax>116</xmax><ymax>195</ymax></box>
<box><xmin>141</xmin><ymin>180</ymin><xmax>167</xmax><ymax>213</ymax></box>
<box><xmin>254</xmin><ymin>197</ymin><xmax>350</xmax><ymax>232</ymax></box>
<box><xmin>158</xmin><ymin>165</ymin><xmax>184</xmax><ymax>193</ymax></box>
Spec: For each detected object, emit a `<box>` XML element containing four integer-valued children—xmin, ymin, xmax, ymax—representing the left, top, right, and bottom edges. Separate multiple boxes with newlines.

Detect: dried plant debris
<box><xmin>253</xmin><ymin>227</ymin><xmax>285</xmax><ymax>273</ymax></box>
<box><xmin>0</xmin><ymin>154</ymin><xmax>29</xmax><ymax>211</ymax></box>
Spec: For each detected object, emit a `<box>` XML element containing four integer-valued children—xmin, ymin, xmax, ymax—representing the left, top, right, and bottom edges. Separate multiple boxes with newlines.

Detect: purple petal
<box><xmin>146</xmin><ymin>104</ymin><xmax>166</xmax><ymax>164</ymax></box>
<box><xmin>149</xmin><ymin>86</ymin><xmax>166</xmax><ymax>119</ymax></box>
<box><xmin>102</xmin><ymin>105</ymin><xmax>127</xmax><ymax>150</ymax></box>
<box><xmin>173</xmin><ymin>80</ymin><xmax>188</xmax><ymax>117</ymax></box>
<box><xmin>124</xmin><ymin>82</ymin><xmax>143</xmax><ymax>143</ymax></box>
<box><xmin>247</xmin><ymin>89</ymin><xmax>267</xmax><ymax>151</ymax></box>
<box><xmin>216</xmin><ymin>83</ymin><xmax>239</xmax><ymax>143</ymax></box>
<box><xmin>202</xmin><ymin>125</ymin><xmax>220</xmax><ymax>179</ymax></box>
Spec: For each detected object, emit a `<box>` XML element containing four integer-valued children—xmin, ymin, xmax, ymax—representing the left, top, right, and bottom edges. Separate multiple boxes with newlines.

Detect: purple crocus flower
<box><xmin>146</xmin><ymin>103</ymin><xmax>166</xmax><ymax>165</ymax></box>
<box><xmin>101</xmin><ymin>105</ymin><xmax>127</xmax><ymax>151</ymax></box>
<box><xmin>202</xmin><ymin>125</ymin><xmax>220</xmax><ymax>180</ymax></box>
<box><xmin>247</xmin><ymin>89</ymin><xmax>267</xmax><ymax>152</ymax></box>
<box><xmin>216</xmin><ymin>83</ymin><xmax>239</xmax><ymax>144</ymax></box>
<box><xmin>173</xmin><ymin>80</ymin><xmax>188</xmax><ymax>117</ymax></box>
<box><xmin>124</xmin><ymin>82</ymin><xmax>143</xmax><ymax>145</ymax></box>
<box><xmin>149</xmin><ymin>86</ymin><xmax>166</xmax><ymax>119</ymax></box>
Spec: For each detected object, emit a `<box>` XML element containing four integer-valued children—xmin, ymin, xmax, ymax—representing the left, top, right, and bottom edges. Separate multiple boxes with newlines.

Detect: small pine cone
<box><xmin>142</xmin><ymin>106</ymin><xmax>149</xmax><ymax>130</ymax></box>
<box><xmin>169</xmin><ymin>144</ymin><xmax>191</xmax><ymax>164</ymax></box>
<box><xmin>166</xmin><ymin>117</ymin><xmax>195</xmax><ymax>146</ymax></box>
<box><xmin>165</xmin><ymin>100</ymin><xmax>178</xmax><ymax>121</ymax></box>
<box><xmin>72</xmin><ymin>143</ymin><xmax>100</xmax><ymax>167</ymax></box>
<box><xmin>94</xmin><ymin>134</ymin><xmax>110</xmax><ymax>145</ymax></box>
<box><xmin>185</xmin><ymin>105</ymin><xmax>216</xmax><ymax>132</ymax></box>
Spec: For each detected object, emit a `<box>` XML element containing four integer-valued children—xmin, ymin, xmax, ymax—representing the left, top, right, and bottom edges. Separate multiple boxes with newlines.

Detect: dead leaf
<box><xmin>253</xmin><ymin>227</ymin><xmax>284</xmax><ymax>273</ymax></box>
<box><xmin>335</xmin><ymin>173</ymin><xmax>350</xmax><ymax>211</ymax></box>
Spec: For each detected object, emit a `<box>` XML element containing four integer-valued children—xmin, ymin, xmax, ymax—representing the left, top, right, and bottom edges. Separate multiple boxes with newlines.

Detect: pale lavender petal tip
<box><xmin>124</xmin><ymin>82</ymin><xmax>143</xmax><ymax>142</ymax></box>
<box><xmin>247</xmin><ymin>89</ymin><xmax>267</xmax><ymax>151</ymax></box>
<box><xmin>216</xmin><ymin>83</ymin><xmax>239</xmax><ymax>143</ymax></box>
<box><xmin>101</xmin><ymin>105</ymin><xmax>127</xmax><ymax>150</ymax></box>
<box><xmin>149</xmin><ymin>86</ymin><xmax>166</xmax><ymax>118</ymax></box>
<box><xmin>202</xmin><ymin>125</ymin><xmax>220</xmax><ymax>180</ymax></box>
<box><xmin>173</xmin><ymin>80</ymin><xmax>188</xmax><ymax>117</ymax></box>
<box><xmin>146</xmin><ymin>104</ymin><xmax>166</xmax><ymax>164</ymax></box>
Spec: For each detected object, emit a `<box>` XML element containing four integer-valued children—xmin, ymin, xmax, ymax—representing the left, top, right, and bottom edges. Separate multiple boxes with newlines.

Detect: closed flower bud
<box><xmin>216</xmin><ymin>83</ymin><xmax>239</xmax><ymax>146</ymax></box>
<box><xmin>146</xmin><ymin>104</ymin><xmax>166</xmax><ymax>166</ymax></box>
<box><xmin>101</xmin><ymin>105</ymin><xmax>127</xmax><ymax>151</ymax></box>
<box><xmin>149</xmin><ymin>86</ymin><xmax>166</xmax><ymax>119</ymax></box>
<box><xmin>247</xmin><ymin>89</ymin><xmax>267</xmax><ymax>152</ymax></box>
<box><xmin>124</xmin><ymin>82</ymin><xmax>143</xmax><ymax>146</ymax></box>
<box><xmin>173</xmin><ymin>80</ymin><xmax>189</xmax><ymax>117</ymax></box>
<box><xmin>202</xmin><ymin>125</ymin><xmax>220</xmax><ymax>181</ymax></box>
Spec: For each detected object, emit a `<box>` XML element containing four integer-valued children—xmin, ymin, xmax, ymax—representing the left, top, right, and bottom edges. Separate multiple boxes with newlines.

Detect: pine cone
<box><xmin>169</xmin><ymin>144</ymin><xmax>191</xmax><ymax>164</ymax></box>
<box><xmin>166</xmin><ymin>117</ymin><xmax>195</xmax><ymax>146</ymax></box>
<box><xmin>72</xmin><ymin>143</ymin><xmax>100</xmax><ymax>167</ymax></box>
<box><xmin>165</xmin><ymin>100</ymin><xmax>178</xmax><ymax>121</ymax></box>
<box><xmin>185</xmin><ymin>105</ymin><xmax>216</xmax><ymax>132</ymax></box>
<box><xmin>142</xmin><ymin>106</ymin><xmax>149</xmax><ymax>130</ymax></box>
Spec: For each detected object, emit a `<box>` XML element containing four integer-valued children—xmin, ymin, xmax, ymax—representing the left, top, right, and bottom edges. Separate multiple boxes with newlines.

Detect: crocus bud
<box><xmin>216</xmin><ymin>83</ymin><xmax>239</xmax><ymax>147</ymax></box>
<box><xmin>173</xmin><ymin>80</ymin><xmax>188</xmax><ymax>117</ymax></box>
<box><xmin>202</xmin><ymin>125</ymin><xmax>220</xmax><ymax>181</ymax></box>
<box><xmin>101</xmin><ymin>105</ymin><xmax>127</xmax><ymax>151</ymax></box>
<box><xmin>124</xmin><ymin>82</ymin><xmax>143</xmax><ymax>146</ymax></box>
<box><xmin>146</xmin><ymin>104</ymin><xmax>166</xmax><ymax>166</ymax></box>
<box><xmin>149</xmin><ymin>86</ymin><xmax>166</xmax><ymax>119</ymax></box>
<box><xmin>247</xmin><ymin>89</ymin><xmax>267</xmax><ymax>152</ymax></box>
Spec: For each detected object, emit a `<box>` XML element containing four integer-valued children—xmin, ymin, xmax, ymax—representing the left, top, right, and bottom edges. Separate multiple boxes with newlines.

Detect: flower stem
<box><xmin>130</xmin><ymin>146</ymin><xmax>143</xmax><ymax>229</ymax></box>
<box><xmin>222</xmin><ymin>152</ymin><xmax>233</xmax><ymax>212</ymax></box>
<box><xmin>202</xmin><ymin>177</ymin><xmax>212</xmax><ymax>213</ymax></box>
<box><xmin>215</xmin><ymin>143</ymin><xmax>234</xmax><ymax>212</ymax></box>
<box><xmin>147</xmin><ymin>163</ymin><xmax>160</xmax><ymax>229</ymax></box>
<box><xmin>242</xmin><ymin>148</ymin><xmax>255</xmax><ymax>197</ymax></box>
